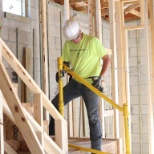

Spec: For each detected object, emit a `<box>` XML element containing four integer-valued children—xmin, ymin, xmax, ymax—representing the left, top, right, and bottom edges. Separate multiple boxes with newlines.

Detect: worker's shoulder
<box><xmin>84</xmin><ymin>33</ymin><xmax>99</xmax><ymax>42</ymax></box>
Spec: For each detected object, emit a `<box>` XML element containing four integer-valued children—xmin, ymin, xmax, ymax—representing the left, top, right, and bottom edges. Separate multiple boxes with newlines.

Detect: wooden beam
<box><xmin>69</xmin><ymin>0</ymin><xmax>87</xmax><ymax>3</ymax></box>
<box><xmin>124</xmin><ymin>3</ymin><xmax>140</xmax><ymax>15</ymax></box>
<box><xmin>88</xmin><ymin>0</ymin><xmax>94</xmax><ymax>36</ymax></box>
<box><xmin>0</xmin><ymin>90</ymin><xmax>4</xmax><ymax>154</ymax></box>
<box><xmin>128</xmin><ymin>9</ymin><xmax>140</xmax><ymax>17</ymax></box>
<box><xmin>0</xmin><ymin>38</ymin><xmax>64</xmax><ymax>120</ymax></box>
<box><xmin>0</xmin><ymin>38</ymin><xmax>68</xmax><ymax>153</ymax></box>
<box><xmin>143</xmin><ymin>0</ymin><xmax>154</xmax><ymax>153</ymax></box>
<box><xmin>41</xmin><ymin>0</ymin><xmax>48</xmax><ymax>97</ymax></box>
<box><xmin>4</xmin><ymin>141</ymin><xmax>17</xmax><ymax>154</ymax></box>
<box><xmin>3</xmin><ymin>100</ymin><xmax>63</xmax><ymax>154</ymax></box>
<box><xmin>95</xmin><ymin>0</ymin><xmax>102</xmax><ymax>41</ymax></box>
<box><xmin>34</xmin><ymin>93</ymin><xmax>44</xmax><ymax>145</ymax></box>
<box><xmin>0</xmin><ymin>61</ymin><xmax>45</xmax><ymax>154</ymax></box>
<box><xmin>109</xmin><ymin>0</ymin><xmax>119</xmax><ymax>138</ymax></box>
<box><xmin>64</xmin><ymin>0</ymin><xmax>70</xmax><ymax>21</ymax></box>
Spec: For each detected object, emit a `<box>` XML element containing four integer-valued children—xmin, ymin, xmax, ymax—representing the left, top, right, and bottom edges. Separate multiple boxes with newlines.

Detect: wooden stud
<box><xmin>64</xmin><ymin>0</ymin><xmax>70</xmax><ymax>21</ymax></box>
<box><xmin>115</xmin><ymin>1</ymin><xmax>130</xmax><ymax>152</ymax></box>
<box><xmin>109</xmin><ymin>0</ymin><xmax>119</xmax><ymax>138</ymax></box>
<box><xmin>34</xmin><ymin>93</ymin><xmax>44</xmax><ymax>145</ymax></box>
<box><xmin>67</xmin><ymin>102</ymin><xmax>73</xmax><ymax>137</ymax></box>
<box><xmin>55</xmin><ymin>119</ymin><xmax>68</xmax><ymax>153</ymax></box>
<box><xmin>3</xmin><ymin>98</ymin><xmax>63</xmax><ymax>154</ymax></box>
<box><xmin>0</xmin><ymin>60</ymin><xmax>45</xmax><ymax>154</ymax></box>
<box><xmin>0</xmin><ymin>90</ymin><xmax>4</xmax><ymax>154</ymax></box>
<box><xmin>72</xmin><ymin>100</ymin><xmax>77</xmax><ymax>137</ymax></box>
<box><xmin>4</xmin><ymin>141</ymin><xmax>17</xmax><ymax>154</ymax></box>
<box><xmin>41</xmin><ymin>0</ymin><xmax>49</xmax><ymax>97</ymax></box>
<box><xmin>0</xmin><ymin>38</ymin><xmax>64</xmax><ymax>120</ymax></box>
<box><xmin>88</xmin><ymin>0</ymin><xmax>94</xmax><ymax>36</ymax></box>
<box><xmin>143</xmin><ymin>0</ymin><xmax>154</xmax><ymax>153</ymax></box>
<box><xmin>95</xmin><ymin>0</ymin><xmax>102</xmax><ymax>42</ymax></box>
<box><xmin>25</xmin><ymin>48</ymin><xmax>33</xmax><ymax>102</ymax></box>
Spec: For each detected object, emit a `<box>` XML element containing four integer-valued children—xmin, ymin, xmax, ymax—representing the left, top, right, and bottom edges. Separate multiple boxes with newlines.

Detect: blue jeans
<box><xmin>49</xmin><ymin>79</ymin><xmax>102</xmax><ymax>151</ymax></box>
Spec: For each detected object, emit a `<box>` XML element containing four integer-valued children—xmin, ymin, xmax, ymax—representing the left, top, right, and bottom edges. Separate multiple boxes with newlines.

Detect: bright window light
<box><xmin>3</xmin><ymin>0</ymin><xmax>25</xmax><ymax>16</ymax></box>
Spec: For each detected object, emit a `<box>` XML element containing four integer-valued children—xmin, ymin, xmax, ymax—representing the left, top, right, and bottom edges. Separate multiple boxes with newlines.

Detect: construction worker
<box><xmin>49</xmin><ymin>18</ymin><xmax>110</xmax><ymax>152</ymax></box>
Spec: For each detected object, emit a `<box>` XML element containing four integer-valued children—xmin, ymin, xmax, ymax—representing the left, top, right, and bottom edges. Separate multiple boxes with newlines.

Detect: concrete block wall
<box><xmin>128</xmin><ymin>23</ymin><xmax>149</xmax><ymax>154</ymax></box>
<box><xmin>1</xmin><ymin>0</ymin><xmax>146</xmax><ymax>150</ymax></box>
<box><xmin>0</xmin><ymin>0</ymin><xmax>40</xmax><ymax>102</ymax></box>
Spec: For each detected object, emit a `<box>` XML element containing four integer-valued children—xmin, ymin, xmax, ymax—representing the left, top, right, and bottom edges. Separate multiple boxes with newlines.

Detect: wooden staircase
<box><xmin>0</xmin><ymin>37</ymin><xmax>67</xmax><ymax>154</ymax></box>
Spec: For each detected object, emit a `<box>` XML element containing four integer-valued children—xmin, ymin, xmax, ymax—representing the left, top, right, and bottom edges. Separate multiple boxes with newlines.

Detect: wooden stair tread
<box><xmin>68</xmin><ymin>137</ymin><xmax>118</xmax><ymax>154</ymax></box>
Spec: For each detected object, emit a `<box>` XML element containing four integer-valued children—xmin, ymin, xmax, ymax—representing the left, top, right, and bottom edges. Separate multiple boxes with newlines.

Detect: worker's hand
<box><xmin>92</xmin><ymin>76</ymin><xmax>104</xmax><ymax>92</ymax></box>
<box><xmin>55</xmin><ymin>70</ymin><xmax>65</xmax><ymax>82</ymax></box>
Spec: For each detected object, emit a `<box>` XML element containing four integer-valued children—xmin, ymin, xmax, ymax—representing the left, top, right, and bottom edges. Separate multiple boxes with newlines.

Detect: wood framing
<box><xmin>34</xmin><ymin>93</ymin><xmax>44</xmax><ymax>145</ymax></box>
<box><xmin>41</xmin><ymin>0</ymin><xmax>48</xmax><ymax>97</ymax></box>
<box><xmin>143</xmin><ymin>0</ymin><xmax>154</xmax><ymax>153</ymax></box>
<box><xmin>109</xmin><ymin>0</ymin><xmax>119</xmax><ymax>138</ymax></box>
<box><xmin>0</xmin><ymin>38</ymin><xmax>68</xmax><ymax>153</ymax></box>
<box><xmin>0</xmin><ymin>90</ymin><xmax>4</xmax><ymax>154</ymax></box>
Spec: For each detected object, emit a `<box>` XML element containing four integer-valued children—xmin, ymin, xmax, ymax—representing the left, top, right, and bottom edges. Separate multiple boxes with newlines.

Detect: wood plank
<box><xmin>72</xmin><ymin>100</ymin><xmax>77</xmax><ymax>137</ymax></box>
<box><xmin>109</xmin><ymin>0</ymin><xmax>119</xmax><ymax>138</ymax></box>
<box><xmin>55</xmin><ymin>119</ymin><xmax>68</xmax><ymax>153</ymax></box>
<box><xmin>0</xmin><ymin>61</ymin><xmax>45</xmax><ymax>154</ymax></box>
<box><xmin>34</xmin><ymin>93</ymin><xmax>44</xmax><ymax>145</ymax></box>
<box><xmin>64</xmin><ymin>0</ymin><xmax>70</xmax><ymax>21</ymax></box>
<box><xmin>0</xmin><ymin>38</ymin><xmax>63</xmax><ymax>120</ymax></box>
<box><xmin>115</xmin><ymin>1</ymin><xmax>128</xmax><ymax>153</ymax></box>
<box><xmin>143</xmin><ymin>0</ymin><xmax>154</xmax><ymax>153</ymax></box>
<box><xmin>25</xmin><ymin>48</ymin><xmax>33</xmax><ymax>102</ymax></box>
<box><xmin>41</xmin><ymin>0</ymin><xmax>49</xmax><ymax>97</ymax></box>
<box><xmin>0</xmin><ymin>38</ymin><xmax>68</xmax><ymax>152</ymax></box>
<box><xmin>124</xmin><ymin>3</ymin><xmax>140</xmax><ymax>15</ymax></box>
<box><xmin>67</xmin><ymin>103</ymin><xmax>73</xmax><ymax>137</ymax></box>
<box><xmin>95</xmin><ymin>0</ymin><xmax>102</xmax><ymax>41</ymax></box>
<box><xmin>0</xmin><ymin>91</ymin><xmax>4</xmax><ymax>154</ymax></box>
<box><xmin>3</xmin><ymin>97</ymin><xmax>62</xmax><ymax>154</ymax></box>
<box><xmin>4</xmin><ymin>141</ymin><xmax>17</xmax><ymax>154</ymax></box>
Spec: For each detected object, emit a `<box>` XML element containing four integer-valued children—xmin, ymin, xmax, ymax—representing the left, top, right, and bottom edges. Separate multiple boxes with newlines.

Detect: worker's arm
<box><xmin>92</xmin><ymin>54</ymin><xmax>110</xmax><ymax>91</ymax></box>
<box><xmin>99</xmin><ymin>54</ymin><xmax>110</xmax><ymax>77</ymax></box>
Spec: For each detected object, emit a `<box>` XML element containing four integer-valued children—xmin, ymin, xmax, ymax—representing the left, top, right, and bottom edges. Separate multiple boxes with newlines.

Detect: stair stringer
<box><xmin>2</xmin><ymin>94</ymin><xmax>62</xmax><ymax>154</ymax></box>
<box><xmin>0</xmin><ymin>37</ymin><xmax>68</xmax><ymax>154</ymax></box>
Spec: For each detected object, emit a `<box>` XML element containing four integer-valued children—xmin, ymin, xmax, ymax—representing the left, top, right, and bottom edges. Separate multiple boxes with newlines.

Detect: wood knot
<box><xmin>21</xmin><ymin>117</ymin><xmax>25</xmax><ymax>122</ymax></box>
<box><xmin>14</xmin><ymin>105</ymin><xmax>18</xmax><ymax>112</ymax></box>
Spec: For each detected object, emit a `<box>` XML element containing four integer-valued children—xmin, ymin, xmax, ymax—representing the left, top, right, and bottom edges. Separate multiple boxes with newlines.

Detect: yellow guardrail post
<box><xmin>57</xmin><ymin>58</ymin><xmax>131</xmax><ymax>153</ymax></box>
<box><xmin>57</xmin><ymin>57</ymin><xmax>64</xmax><ymax>117</ymax></box>
<box><xmin>123</xmin><ymin>103</ymin><xmax>131</xmax><ymax>154</ymax></box>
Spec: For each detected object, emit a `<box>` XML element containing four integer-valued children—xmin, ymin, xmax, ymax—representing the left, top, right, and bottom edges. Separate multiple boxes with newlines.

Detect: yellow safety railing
<box><xmin>57</xmin><ymin>57</ymin><xmax>131</xmax><ymax>154</ymax></box>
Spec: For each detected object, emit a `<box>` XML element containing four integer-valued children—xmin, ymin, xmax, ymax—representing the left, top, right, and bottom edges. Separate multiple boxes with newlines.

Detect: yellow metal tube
<box><xmin>63</xmin><ymin>64</ymin><xmax>123</xmax><ymax>112</ymax></box>
<box><xmin>69</xmin><ymin>144</ymin><xmax>110</xmax><ymax>154</ymax></box>
<box><xmin>123</xmin><ymin>104</ymin><xmax>131</xmax><ymax>154</ymax></box>
<box><xmin>57</xmin><ymin>57</ymin><xmax>64</xmax><ymax>117</ymax></box>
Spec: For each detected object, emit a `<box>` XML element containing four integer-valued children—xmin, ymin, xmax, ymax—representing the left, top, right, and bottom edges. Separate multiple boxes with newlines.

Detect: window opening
<box><xmin>3</xmin><ymin>0</ymin><xmax>25</xmax><ymax>16</ymax></box>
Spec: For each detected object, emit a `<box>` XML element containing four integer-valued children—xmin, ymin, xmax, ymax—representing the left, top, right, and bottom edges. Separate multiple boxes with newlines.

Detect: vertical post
<box><xmin>0</xmin><ymin>45</ymin><xmax>4</xmax><ymax>154</ymax></box>
<box><xmin>95</xmin><ymin>0</ymin><xmax>102</xmax><ymax>42</ymax></box>
<box><xmin>58</xmin><ymin>57</ymin><xmax>64</xmax><ymax>117</ymax></box>
<box><xmin>0</xmin><ymin>90</ymin><xmax>4</xmax><ymax>154</ymax></box>
<box><xmin>64</xmin><ymin>0</ymin><xmax>70</xmax><ymax>21</ymax></box>
<box><xmin>123</xmin><ymin>104</ymin><xmax>131</xmax><ymax>154</ymax></box>
<box><xmin>34</xmin><ymin>93</ymin><xmax>44</xmax><ymax>145</ymax></box>
<box><xmin>109</xmin><ymin>0</ymin><xmax>119</xmax><ymax>138</ymax></box>
<box><xmin>88</xmin><ymin>0</ymin><xmax>94</xmax><ymax>36</ymax></box>
<box><xmin>41</xmin><ymin>0</ymin><xmax>48</xmax><ymax>97</ymax></box>
<box><xmin>41</xmin><ymin>0</ymin><xmax>49</xmax><ymax>121</ymax></box>
<box><xmin>143</xmin><ymin>0</ymin><xmax>154</xmax><ymax>153</ymax></box>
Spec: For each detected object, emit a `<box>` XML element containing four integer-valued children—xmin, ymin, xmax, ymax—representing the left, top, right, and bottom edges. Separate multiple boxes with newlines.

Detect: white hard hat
<box><xmin>63</xmin><ymin>19</ymin><xmax>80</xmax><ymax>41</ymax></box>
